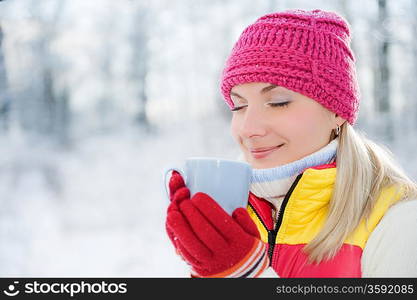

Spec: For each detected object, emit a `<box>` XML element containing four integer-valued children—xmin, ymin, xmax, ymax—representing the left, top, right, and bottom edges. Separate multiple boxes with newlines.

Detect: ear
<box><xmin>334</xmin><ymin>114</ymin><xmax>346</xmax><ymax>127</ymax></box>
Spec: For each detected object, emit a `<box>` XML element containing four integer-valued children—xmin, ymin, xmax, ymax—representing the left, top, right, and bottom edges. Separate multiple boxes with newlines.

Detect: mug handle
<box><xmin>162</xmin><ymin>167</ymin><xmax>186</xmax><ymax>202</ymax></box>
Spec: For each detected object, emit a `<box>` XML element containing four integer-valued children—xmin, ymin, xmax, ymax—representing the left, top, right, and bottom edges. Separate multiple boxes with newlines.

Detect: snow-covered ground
<box><xmin>0</xmin><ymin>116</ymin><xmax>241</xmax><ymax>277</ymax></box>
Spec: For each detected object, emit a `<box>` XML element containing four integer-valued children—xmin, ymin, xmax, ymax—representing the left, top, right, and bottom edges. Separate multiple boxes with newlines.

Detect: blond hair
<box><xmin>303</xmin><ymin>122</ymin><xmax>417</xmax><ymax>263</ymax></box>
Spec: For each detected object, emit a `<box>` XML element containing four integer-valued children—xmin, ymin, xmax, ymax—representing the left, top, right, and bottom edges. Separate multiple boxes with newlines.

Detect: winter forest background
<box><xmin>0</xmin><ymin>0</ymin><xmax>416</xmax><ymax>277</ymax></box>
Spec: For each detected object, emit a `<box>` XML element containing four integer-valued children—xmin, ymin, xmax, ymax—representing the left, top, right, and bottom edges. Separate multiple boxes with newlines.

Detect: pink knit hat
<box><xmin>220</xmin><ymin>9</ymin><xmax>360</xmax><ymax>125</ymax></box>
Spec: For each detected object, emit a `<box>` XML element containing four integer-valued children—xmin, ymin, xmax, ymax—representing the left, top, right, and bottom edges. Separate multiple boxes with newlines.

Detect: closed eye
<box><xmin>231</xmin><ymin>101</ymin><xmax>290</xmax><ymax>112</ymax></box>
<box><xmin>231</xmin><ymin>105</ymin><xmax>247</xmax><ymax>112</ymax></box>
<box><xmin>269</xmin><ymin>101</ymin><xmax>290</xmax><ymax>108</ymax></box>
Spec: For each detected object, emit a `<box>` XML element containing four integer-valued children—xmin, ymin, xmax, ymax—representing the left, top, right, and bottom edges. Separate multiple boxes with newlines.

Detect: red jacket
<box><xmin>247</xmin><ymin>163</ymin><xmax>404</xmax><ymax>277</ymax></box>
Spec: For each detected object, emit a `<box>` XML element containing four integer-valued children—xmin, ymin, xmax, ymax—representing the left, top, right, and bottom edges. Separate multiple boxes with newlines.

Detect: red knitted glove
<box><xmin>166</xmin><ymin>171</ymin><xmax>269</xmax><ymax>277</ymax></box>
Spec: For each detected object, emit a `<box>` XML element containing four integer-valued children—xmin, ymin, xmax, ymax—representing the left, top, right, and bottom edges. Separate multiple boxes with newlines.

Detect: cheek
<box><xmin>282</xmin><ymin>109</ymin><xmax>331</xmax><ymax>145</ymax></box>
<box><xmin>230</xmin><ymin>117</ymin><xmax>241</xmax><ymax>141</ymax></box>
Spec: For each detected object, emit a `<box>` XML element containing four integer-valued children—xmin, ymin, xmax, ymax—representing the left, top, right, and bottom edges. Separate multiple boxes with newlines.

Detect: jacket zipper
<box><xmin>249</xmin><ymin>173</ymin><xmax>303</xmax><ymax>266</ymax></box>
<box><xmin>267</xmin><ymin>173</ymin><xmax>303</xmax><ymax>264</ymax></box>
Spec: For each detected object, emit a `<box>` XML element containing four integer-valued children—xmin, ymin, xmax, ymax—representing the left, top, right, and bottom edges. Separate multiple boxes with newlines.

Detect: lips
<box><xmin>250</xmin><ymin>144</ymin><xmax>284</xmax><ymax>159</ymax></box>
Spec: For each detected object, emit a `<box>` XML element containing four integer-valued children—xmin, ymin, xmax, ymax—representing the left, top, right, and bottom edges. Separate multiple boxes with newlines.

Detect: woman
<box><xmin>165</xmin><ymin>9</ymin><xmax>417</xmax><ymax>277</ymax></box>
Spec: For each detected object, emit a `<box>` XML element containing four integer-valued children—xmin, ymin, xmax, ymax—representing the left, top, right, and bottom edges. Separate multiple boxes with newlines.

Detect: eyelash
<box><xmin>231</xmin><ymin>101</ymin><xmax>290</xmax><ymax>111</ymax></box>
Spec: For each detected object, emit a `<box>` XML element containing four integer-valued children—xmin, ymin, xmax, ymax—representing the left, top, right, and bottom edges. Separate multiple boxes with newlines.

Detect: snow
<box><xmin>0</xmin><ymin>117</ymin><xmax>240</xmax><ymax>277</ymax></box>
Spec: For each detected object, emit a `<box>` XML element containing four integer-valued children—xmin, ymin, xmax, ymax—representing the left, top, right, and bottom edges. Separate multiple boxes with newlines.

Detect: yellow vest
<box><xmin>247</xmin><ymin>165</ymin><xmax>404</xmax><ymax>277</ymax></box>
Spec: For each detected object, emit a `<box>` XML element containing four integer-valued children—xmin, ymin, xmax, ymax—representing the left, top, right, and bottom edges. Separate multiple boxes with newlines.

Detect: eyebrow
<box><xmin>230</xmin><ymin>84</ymin><xmax>278</xmax><ymax>100</ymax></box>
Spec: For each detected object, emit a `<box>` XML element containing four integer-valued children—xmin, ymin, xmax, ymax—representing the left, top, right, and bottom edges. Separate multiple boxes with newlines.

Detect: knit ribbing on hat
<box><xmin>220</xmin><ymin>9</ymin><xmax>360</xmax><ymax>125</ymax></box>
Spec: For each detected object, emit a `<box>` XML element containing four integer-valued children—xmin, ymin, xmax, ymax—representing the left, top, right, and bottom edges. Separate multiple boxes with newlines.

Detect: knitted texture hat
<box><xmin>220</xmin><ymin>9</ymin><xmax>360</xmax><ymax>125</ymax></box>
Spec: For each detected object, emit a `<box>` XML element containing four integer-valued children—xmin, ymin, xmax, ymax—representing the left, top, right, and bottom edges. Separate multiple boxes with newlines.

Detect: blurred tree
<box><xmin>373</xmin><ymin>0</ymin><xmax>393</xmax><ymax>141</ymax></box>
<box><xmin>95</xmin><ymin>10</ymin><xmax>116</xmax><ymax>133</ymax></box>
<box><xmin>412</xmin><ymin>0</ymin><xmax>417</xmax><ymax>133</ymax></box>
<box><xmin>0</xmin><ymin>24</ymin><xmax>11</xmax><ymax>132</ymax></box>
<box><xmin>130</xmin><ymin>4</ymin><xmax>151</xmax><ymax>130</ymax></box>
<box><xmin>15</xmin><ymin>0</ymin><xmax>70</xmax><ymax>146</ymax></box>
<box><xmin>375</xmin><ymin>0</ymin><xmax>390</xmax><ymax>113</ymax></box>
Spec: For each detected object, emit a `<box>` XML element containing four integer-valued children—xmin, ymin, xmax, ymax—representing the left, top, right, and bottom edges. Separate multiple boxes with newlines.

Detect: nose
<box><xmin>239</xmin><ymin>105</ymin><xmax>267</xmax><ymax>138</ymax></box>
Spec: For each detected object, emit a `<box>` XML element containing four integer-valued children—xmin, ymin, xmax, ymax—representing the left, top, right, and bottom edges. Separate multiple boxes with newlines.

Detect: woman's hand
<box><xmin>165</xmin><ymin>172</ymin><xmax>269</xmax><ymax>277</ymax></box>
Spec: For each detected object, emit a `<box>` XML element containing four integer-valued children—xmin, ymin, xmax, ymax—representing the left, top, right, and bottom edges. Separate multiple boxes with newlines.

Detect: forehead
<box><xmin>230</xmin><ymin>83</ymin><xmax>331</xmax><ymax>112</ymax></box>
<box><xmin>231</xmin><ymin>83</ymin><xmax>298</xmax><ymax>100</ymax></box>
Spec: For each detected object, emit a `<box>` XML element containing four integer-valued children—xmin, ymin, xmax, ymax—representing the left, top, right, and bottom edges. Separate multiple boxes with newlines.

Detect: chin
<box><xmin>245</xmin><ymin>155</ymin><xmax>288</xmax><ymax>169</ymax></box>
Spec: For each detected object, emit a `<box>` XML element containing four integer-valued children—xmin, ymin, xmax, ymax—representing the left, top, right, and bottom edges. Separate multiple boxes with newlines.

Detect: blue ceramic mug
<box><xmin>163</xmin><ymin>157</ymin><xmax>252</xmax><ymax>215</ymax></box>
